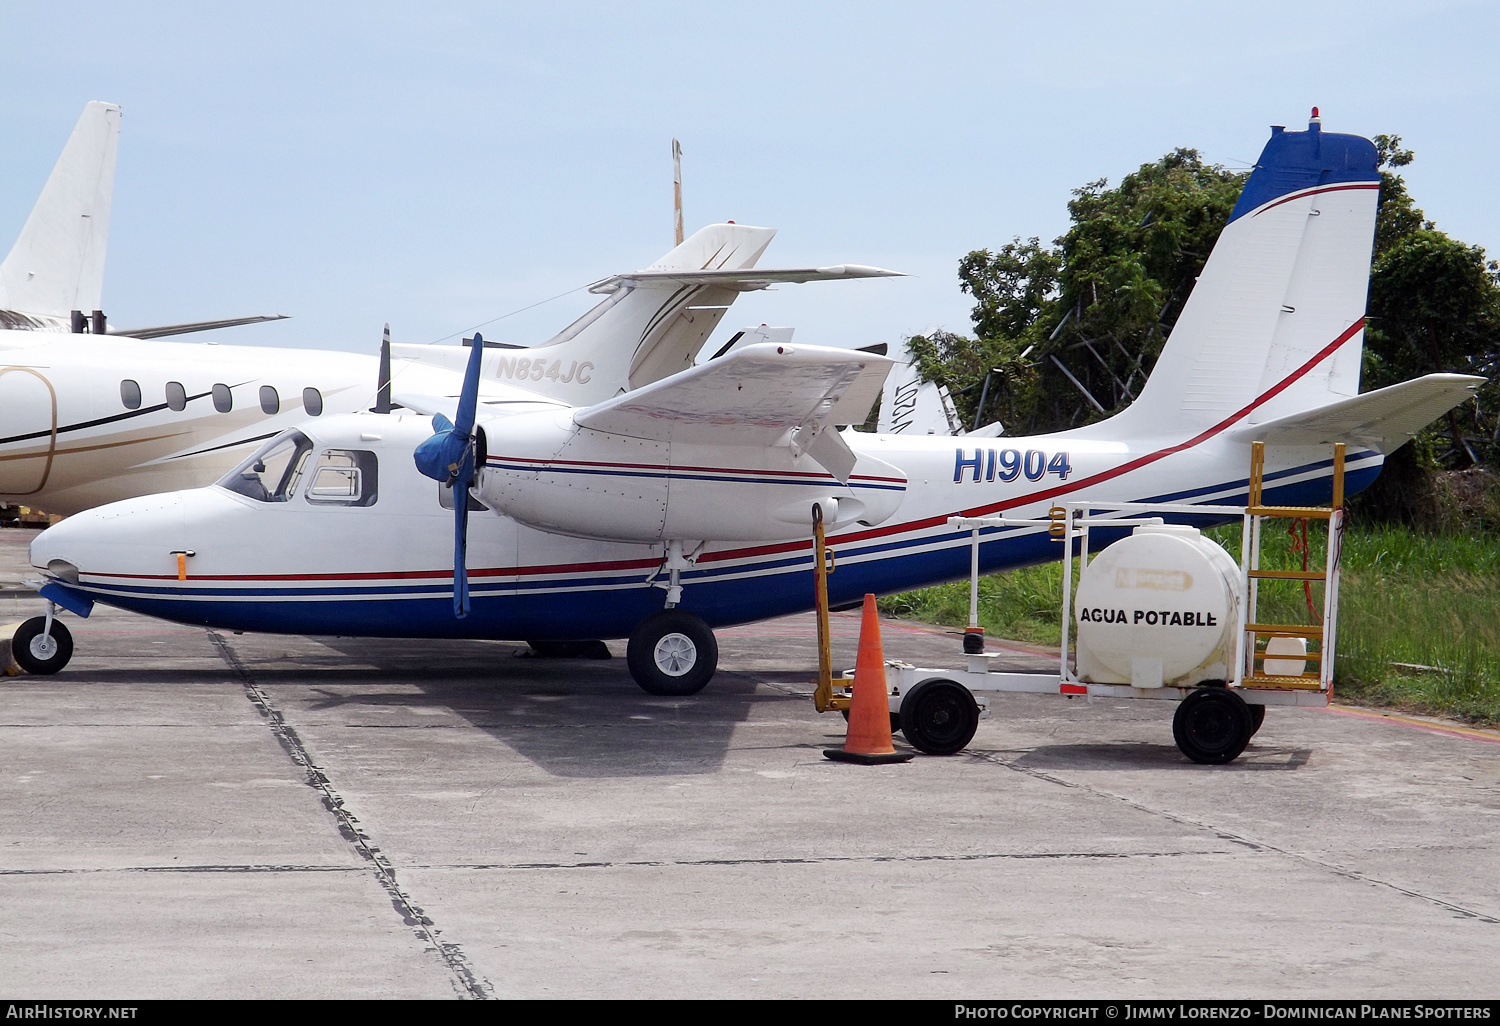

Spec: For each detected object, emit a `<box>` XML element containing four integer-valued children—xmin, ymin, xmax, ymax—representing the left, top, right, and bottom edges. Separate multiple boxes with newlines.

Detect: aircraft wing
<box><xmin>108</xmin><ymin>314</ymin><xmax>289</xmax><ymax>339</ymax></box>
<box><xmin>1233</xmin><ymin>373</ymin><xmax>1484</xmax><ymax>451</ymax></box>
<box><xmin>588</xmin><ymin>265</ymin><xmax>903</xmax><ymax>294</ymax></box>
<box><xmin>572</xmin><ymin>342</ymin><xmax>894</xmax><ymax>481</ymax></box>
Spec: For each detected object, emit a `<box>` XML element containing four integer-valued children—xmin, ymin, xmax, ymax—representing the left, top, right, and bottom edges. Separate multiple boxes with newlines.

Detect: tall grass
<box><xmin>880</xmin><ymin>524</ymin><xmax>1500</xmax><ymax>724</ymax></box>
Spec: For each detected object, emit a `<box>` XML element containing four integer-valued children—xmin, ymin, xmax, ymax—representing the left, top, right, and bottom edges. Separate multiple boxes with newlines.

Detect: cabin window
<box><xmin>259</xmin><ymin>385</ymin><xmax>280</xmax><ymax>415</ymax></box>
<box><xmin>218</xmin><ymin>430</ymin><xmax>313</xmax><ymax>503</ymax></box>
<box><xmin>120</xmin><ymin>379</ymin><xmax>141</xmax><ymax>410</ymax></box>
<box><xmin>166</xmin><ymin>381</ymin><xmax>187</xmax><ymax>412</ymax></box>
<box><xmin>305</xmin><ymin>449</ymin><xmax>378</xmax><ymax>507</ymax></box>
<box><xmin>212</xmin><ymin>383</ymin><xmax>233</xmax><ymax>413</ymax></box>
<box><xmin>438</xmin><ymin>481</ymin><xmax>486</xmax><ymax>511</ymax></box>
<box><xmin>303</xmin><ymin>387</ymin><xmax>323</xmax><ymax>416</ymax></box>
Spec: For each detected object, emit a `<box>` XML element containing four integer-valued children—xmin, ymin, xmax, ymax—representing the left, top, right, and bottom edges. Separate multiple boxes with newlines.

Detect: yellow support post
<box><xmin>811</xmin><ymin>503</ymin><xmax>846</xmax><ymax>713</ymax></box>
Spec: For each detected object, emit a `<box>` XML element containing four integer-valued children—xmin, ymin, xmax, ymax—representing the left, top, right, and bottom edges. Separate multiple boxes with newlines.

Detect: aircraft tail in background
<box><xmin>391</xmin><ymin>222</ymin><xmax>901</xmax><ymax>405</ymax></box>
<box><xmin>0</xmin><ymin>101</ymin><xmax>121</xmax><ymax>325</ymax></box>
<box><xmin>1109</xmin><ymin>113</ymin><xmax>1386</xmax><ymax>440</ymax></box>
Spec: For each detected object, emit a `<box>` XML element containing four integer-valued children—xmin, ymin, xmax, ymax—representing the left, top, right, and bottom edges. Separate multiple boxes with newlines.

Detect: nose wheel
<box><xmin>11</xmin><ymin>616</ymin><xmax>74</xmax><ymax>675</ymax></box>
<box><xmin>626</xmin><ymin>610</ymin><xmax>717</xmax><ymax>696</ymax></box>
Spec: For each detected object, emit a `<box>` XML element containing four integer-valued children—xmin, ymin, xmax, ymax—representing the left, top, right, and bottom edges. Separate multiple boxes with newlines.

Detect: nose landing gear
<box><xmin>11</xmin><ymin>608</ymin><xmax>74</xmax><ymax>675</ymax></box>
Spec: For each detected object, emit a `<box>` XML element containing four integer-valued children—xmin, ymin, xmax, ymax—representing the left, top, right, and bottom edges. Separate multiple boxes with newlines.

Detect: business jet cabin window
<box><xmin>165</xmin><ymin>381</ymin><xmax>187</xmax><ymax>412</ymax></box>
<box><xmin>259</xmin><ymin>385</ymin><xmax>280</xmax><ymax>414</ymax></box>
<box><xmin>212</xmin><ymin>383</ymin><xmax>233</xmax><ymax>413</ymax></box>
<box><xmin>120</xmin><ymin>379</ymin><xmax>141</xmax><ymax>410</ymax></box>
<box><xmin>304</xmin><ymin>449</ymin><xmax>378</xmax><ymax>507</ymax></box>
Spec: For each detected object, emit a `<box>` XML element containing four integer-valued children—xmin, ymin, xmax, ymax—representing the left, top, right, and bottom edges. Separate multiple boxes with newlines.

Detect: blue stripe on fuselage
<box><xmin>77</xmin><ymin>460</ymin><xmax>1378</xmax><ymax>640</ymax></box>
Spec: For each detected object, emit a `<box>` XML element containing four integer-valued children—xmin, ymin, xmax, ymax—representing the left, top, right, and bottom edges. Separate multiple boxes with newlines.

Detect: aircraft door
<box><xmin>0</xmin><ymin>367</ymin><xmax>58</xmax><ymax>496</ymax></box>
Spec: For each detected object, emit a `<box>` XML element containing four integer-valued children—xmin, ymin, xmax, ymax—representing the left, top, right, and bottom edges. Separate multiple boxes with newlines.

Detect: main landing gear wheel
<box><xmin>1172</xmin><ymin>687</ymin><xmax>1253</xmax><ymax>764</ymax></box>
<box><xmin>626</xmin><ymin>610</ymin><xmax>718</xmax><ymax>697</ymax></box>
<box><xmin>899</xmin><ymin>679</ymin><xmax>979</xmax><ymax>755</ymax></box>
<box><xmin>12</xmin><ymin>617</ymin><xmax>74</xmax><ymax>675</ymax></box>
<box><xmin>1248</xmin><ymin>703</ymin><xmax>1266</xmax><ymax>737</ymax></box>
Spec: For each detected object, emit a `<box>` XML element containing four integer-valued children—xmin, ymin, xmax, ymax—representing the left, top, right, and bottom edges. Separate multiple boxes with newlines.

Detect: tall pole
<box><xmin>672</xmin><ymin>138</ymin><xmax>684</xmax><ymax>246</ymax></box>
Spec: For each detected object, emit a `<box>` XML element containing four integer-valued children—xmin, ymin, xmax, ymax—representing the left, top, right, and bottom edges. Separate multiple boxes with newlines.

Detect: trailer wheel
<box><xmin>1172</xmin><ymin>687</ymin><xmax>1252</xmax><ymax>764</ymax></box>
<box><xmin>12</xmin><ymin>617</ymin><xmax>73</xmax><ymax>675</ymax></box>
<box><xmin>626</xmin><ymin>610</ymin><xmax>717</xmax><ymax>696</ymax></box>
<box><xmin>1247</xmin><ymin>703</ymin><xmax>1266</xmax><ymax>738</ymax></box>
<box><xmin>900</xmin><ymin>679</ymin><xmax>978</xmax><ymax>755</ymax></box>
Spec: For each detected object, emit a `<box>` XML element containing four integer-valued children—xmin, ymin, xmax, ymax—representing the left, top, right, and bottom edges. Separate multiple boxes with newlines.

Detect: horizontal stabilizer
<box><xmin>573</xmin><ymin>343</ymin><xmax>893</xmax><ymax>478</ymax></box>
<box><xmin>107</xmin><ymin>313</ymin><xmax>289</xmax><ymax>339</ymax></box>
<box><xmin>589</xmin><ymin>264</ymin><xmax>903</xmax><ymax>294</ymax></box>
<box><xmin>1232</xmin><ymin>373</ymin><xmax>1483</xmax><ymax>451</ymax></box>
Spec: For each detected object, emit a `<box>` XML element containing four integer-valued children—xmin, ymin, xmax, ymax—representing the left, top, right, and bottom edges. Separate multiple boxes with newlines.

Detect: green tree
<box><xmin>918</xmin><ymin>149</ymin><xmax>1245</xmax><ymax>433</ymax></box>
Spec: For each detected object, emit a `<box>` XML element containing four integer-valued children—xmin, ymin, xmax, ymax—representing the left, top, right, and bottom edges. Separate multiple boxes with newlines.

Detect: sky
<box><xmin>2</xmin><ymin>1</ymin><xmax>1496</xmax><ymax>359</ymax></box>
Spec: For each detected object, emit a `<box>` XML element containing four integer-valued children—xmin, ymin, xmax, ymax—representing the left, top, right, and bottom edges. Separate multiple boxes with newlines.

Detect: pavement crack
<box><xmin>969</xmin><ymin>747</ymin><xmax>1500</xmax><ymax>926</ymax></box>
<box><xmin>206</xmin><ymin>629</ymin><xmax>494</xmax><ymax>998</ymax></box>
<box><xmin>415</xmin><ymin>849</ymin><xmax>1231</xmax><ymax>872</ymax></box>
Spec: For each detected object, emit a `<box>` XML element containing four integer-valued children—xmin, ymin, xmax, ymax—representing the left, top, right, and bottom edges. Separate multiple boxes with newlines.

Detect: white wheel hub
<box><xmin>653</xmin><ymin>633</ymin><xmax>697</xmax><ymax>677</ymax></box>
<box><xmin>29</xmin><ymin>634</ymin><xmax>58</xmax><ymax>660</ymax></box>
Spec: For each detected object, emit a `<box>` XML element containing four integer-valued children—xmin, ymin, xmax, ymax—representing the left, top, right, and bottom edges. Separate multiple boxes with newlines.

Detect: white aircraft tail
<box><xmin>0</xmin><ymin>101</ymin><xmax>121</xmax><ymax>320</ymax></box>
<box><xmin>392</xmin><ymin>223</ymin><xmax>900</xmax><ymax>405</ymax></box>
<box><xmin>878</xmin><ymin>336</ymin><xmax>969</xmax><ymax>436</ymax></box>
<box><xmin>1108</xmin><ymin>114</ymin><xmax>1383</xmax><ymax>440</ymax></box>
<box><xmin>530</xmin><ymin>222</ymin><xmax>777</xmax><ymax>399</ymax></box>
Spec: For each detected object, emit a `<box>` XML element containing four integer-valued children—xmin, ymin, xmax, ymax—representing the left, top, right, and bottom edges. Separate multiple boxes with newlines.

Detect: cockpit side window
<box><xmin>305</xmin><ymin>449</ymin><xmax>378</xmax><ymax>507</ymax></box>
<box><xmin>218</xmin><ymin>430</ymin><xmax>313</xmax><ymax>502</ymax></box>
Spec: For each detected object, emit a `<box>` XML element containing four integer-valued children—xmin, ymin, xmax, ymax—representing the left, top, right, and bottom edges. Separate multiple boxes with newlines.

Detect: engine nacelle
<box><xmin>475</xmin><ymin>409</ymin><xmax>907</xmax><ymax>542</ymax></box>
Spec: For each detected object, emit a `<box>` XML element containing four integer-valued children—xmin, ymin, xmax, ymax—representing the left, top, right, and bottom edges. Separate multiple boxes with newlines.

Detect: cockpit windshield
<box><xmin>218</xmin><ymin>430</ymin><xmax>314</xmax><ymax>502</ymax></box>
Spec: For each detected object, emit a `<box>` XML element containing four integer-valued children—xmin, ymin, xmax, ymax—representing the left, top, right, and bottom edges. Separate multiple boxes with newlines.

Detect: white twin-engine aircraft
<box><xmin>0</xmin><ymin>106</ymin><xmax>894</xmax><ymax>513</ymax></box>
<box><xmin>25</xmin><ymin>115</ymin><xmax>1483</xmax><ymax>698</ymax></box>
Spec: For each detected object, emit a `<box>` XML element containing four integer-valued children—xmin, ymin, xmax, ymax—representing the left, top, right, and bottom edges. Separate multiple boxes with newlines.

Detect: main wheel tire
<box><xmin>626</xmin><ymin>610</ymin><xmax>717</xmax><ymax>696</ymax></box>
<box><xmin>1248</xmin><ymin>703</ymin><xmax>1266</xmax><ymax>737</ymax></box>
<box><xmin>1172</xmin><ymin>687</ymin><xmax>1253</xmax><ymax>764</ymax></box>
<box><xmin>899</xmin><ymin>679</ymin><xmax>978</xmax><ymax>755</ymax></box>
<box><xmin>12</xmin><ymin>617</ymin><xmax>74</xmax><ymax>675</ymax></box>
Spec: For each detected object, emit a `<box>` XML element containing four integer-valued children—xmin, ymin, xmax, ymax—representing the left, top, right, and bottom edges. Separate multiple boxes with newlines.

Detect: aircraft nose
<box><xmin>29</xmin><ymin>492</ymin><xmax>187</xmax><ymax>580</ymax></box>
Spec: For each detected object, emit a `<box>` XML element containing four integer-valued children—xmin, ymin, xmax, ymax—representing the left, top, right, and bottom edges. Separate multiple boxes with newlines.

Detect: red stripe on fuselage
<box><xmin>698</xmin><ymin>317</ymin><xmax>1367</xmax><ymax>565</ymax></box>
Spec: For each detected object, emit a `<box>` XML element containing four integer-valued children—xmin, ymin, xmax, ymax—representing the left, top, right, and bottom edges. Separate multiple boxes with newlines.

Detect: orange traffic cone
<box><xmin>825</xmin><ymin>594</ymin><xmax>913</xmax><ymax>764</ymax></box>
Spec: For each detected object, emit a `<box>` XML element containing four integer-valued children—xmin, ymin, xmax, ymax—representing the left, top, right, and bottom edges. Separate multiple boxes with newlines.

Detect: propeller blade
<box><xmin>453</xmin><ymin>332</ymin><xmax>486</xmax><ymax>436</ymax></box>
<box><xmin>412</xmin><ymin>332</ymin><xmax>487</xmax><ymax>617</ymax></box>
<box><xmin>452</xmin><ymin>451</ymin><xmax>473</xmax><ymax>619</ymax></box>
<box><xmin>373</xmin><ymin>323</ymin><xmax>393</xmax><ymax>414</ymax></box>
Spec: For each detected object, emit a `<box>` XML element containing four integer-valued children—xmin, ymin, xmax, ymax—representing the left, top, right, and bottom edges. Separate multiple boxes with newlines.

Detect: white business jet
<box><xmin>24</xmin><ymin>115</ymin><xmax>1483</xmax><ymax>701</ymax></box>
<box><xmin>0</xmin><ymin>107</ymin><xmax>896</xmax><ymax>513</ymax></box>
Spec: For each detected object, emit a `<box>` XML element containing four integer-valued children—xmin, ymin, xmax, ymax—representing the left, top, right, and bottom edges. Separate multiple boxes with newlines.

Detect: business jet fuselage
<box><xmin>0</xmin><ymin>330</ymin><xmax>377</xmax><ymax>513</ymax></box>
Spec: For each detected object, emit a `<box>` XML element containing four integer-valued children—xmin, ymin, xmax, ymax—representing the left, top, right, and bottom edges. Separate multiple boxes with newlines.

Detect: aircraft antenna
<box><xmin>672</xmin><ymin>138</ymin><xmax>684</xmax><ymax>246</ymax></box>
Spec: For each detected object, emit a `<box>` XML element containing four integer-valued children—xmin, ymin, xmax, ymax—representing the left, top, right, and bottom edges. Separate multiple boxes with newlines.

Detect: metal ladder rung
<box><xmin>1245</xmin><ymin>624</ymin><xmax>1325</xmax><ymax>638</ymax></box>
<box><xmin>1248</xmin><ymin>505</ymin><xmax>1333</xmax><ymax>519</ymax></box>
<box><xmin>1247</xmin><ymin>569</ymin><xmax>1327</xmax><ymax>581</ymax></box>
<box><xmin>1242</xmin><ymin>674</ymin><xmax>1326</xmax><ymax>691</ymax></box>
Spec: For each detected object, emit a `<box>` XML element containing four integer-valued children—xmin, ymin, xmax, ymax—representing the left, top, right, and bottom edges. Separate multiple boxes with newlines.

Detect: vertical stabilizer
<box><xmin>0</xmin><ymin>101</ymin><xmax>121</xmax><ymax>318</ymax></box>
<box><xmin>1118</xmin><ymin>115</ymin><xmax>1380</xmax><ymax>436</ymax></box>
<box><xmin>525</xmin><ymin>222</ymin><xmax>777</xmax><ymax>402</ymax></box>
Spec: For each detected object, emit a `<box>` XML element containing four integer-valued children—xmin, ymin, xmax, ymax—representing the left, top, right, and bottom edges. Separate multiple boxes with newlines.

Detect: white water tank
<box><xmin>1074</xmin><ymin>525</ymin><xmax>1241</xmax><ymax>688</ymax></box>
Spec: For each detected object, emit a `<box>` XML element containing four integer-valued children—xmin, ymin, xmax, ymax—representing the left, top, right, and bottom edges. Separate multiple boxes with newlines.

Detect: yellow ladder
<box><xmin>1241</xmin><ymin>441</ymin><xmax>1345</xmax><ymax>691</ymax></box>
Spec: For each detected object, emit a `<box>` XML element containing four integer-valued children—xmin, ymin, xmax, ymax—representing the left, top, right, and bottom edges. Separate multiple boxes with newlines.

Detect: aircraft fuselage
<box><xmin>28</xmin><ymin>409</ymin><xmax>1382</xmax><ymax>641</ymax></box>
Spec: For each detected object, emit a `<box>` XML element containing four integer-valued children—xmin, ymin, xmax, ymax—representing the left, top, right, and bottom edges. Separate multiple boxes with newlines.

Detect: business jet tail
<box><xmin>0</xmin><ymin>101</ymin><xmax>121</xmax><ymax>322</ymax></box>
<box><xmin>391</xmin><ymin>223</ymin><xmax>901</xmax><ymax>405</ymax></box>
